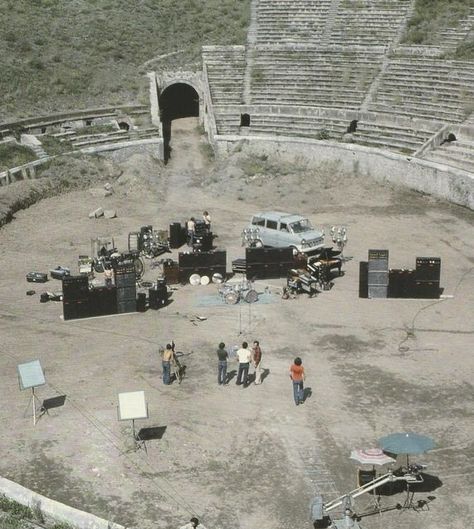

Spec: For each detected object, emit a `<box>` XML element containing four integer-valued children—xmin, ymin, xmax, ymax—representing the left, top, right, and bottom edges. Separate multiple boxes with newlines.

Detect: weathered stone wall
<box><xmin>215</xmin><ymin>135</ymin><xmax>474</xmax><ymax>210</ymax></box>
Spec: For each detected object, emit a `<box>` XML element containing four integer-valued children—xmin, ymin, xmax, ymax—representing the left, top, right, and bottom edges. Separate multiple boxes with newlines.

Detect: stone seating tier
<box><xmin>212</xmin><ymin>105</ymin><xmax>439</xmax><ymax>155</ymax></box>
<box><xmin>203</xmin><ymin>47</ymin><xmax>246</xmax><ymax>106</ymax></box>
<box><xmin>422</xmin><ymin>137</ymin><xmax>474</xmax><ymax>173</ymax></box>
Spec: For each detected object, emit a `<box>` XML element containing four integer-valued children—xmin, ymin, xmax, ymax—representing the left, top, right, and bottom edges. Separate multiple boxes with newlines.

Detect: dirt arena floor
<box><xmin>0</xmin><ymin>118</ymin><xmax>473</xmax><ymax>529</ymax></box>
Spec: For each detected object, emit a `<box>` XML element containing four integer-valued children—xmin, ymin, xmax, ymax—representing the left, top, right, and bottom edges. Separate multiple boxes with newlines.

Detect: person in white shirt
<box><xmin>236</xmin><ymin>341</ymin><xmax>252</xmax><ymax>386</ymax></box>
<box><xmin>202</xmin><ymin>211</ymin><xmax>211</xmax><ymax>231</ymax></box>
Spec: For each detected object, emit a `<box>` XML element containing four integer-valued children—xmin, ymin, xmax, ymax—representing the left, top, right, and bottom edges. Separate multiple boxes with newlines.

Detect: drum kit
<box><xmin>218</xmin><ymin>278</ymin><xmax>259</xmax><ymax>305</ymax></box>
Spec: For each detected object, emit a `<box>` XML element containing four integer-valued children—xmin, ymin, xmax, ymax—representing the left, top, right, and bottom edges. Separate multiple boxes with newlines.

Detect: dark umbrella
<box><xmin>379</xmin><ymin>432</ymin><xmax>435</xmax><ymax>466</ymax></box>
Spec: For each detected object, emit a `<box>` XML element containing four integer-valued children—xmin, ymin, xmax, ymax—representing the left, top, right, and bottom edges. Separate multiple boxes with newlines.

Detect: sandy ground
<box><xmin>0</xmin><ymin>118</ymin><xmax>473</xmax><ymax>529</ymax></box>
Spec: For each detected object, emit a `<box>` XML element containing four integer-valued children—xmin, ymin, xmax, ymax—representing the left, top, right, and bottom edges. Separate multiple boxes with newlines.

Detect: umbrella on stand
<box><xmin>378</xmin><ymin>432</ymin><xmax>435</xmax><ymax>466</ymax></box>
<box><xmin>349</xmin><ymin>448</ymin><xmax>396</xmax><ymax>513</ymax></box>
<box><xmin>350</xmin><ymin>448</ymin><xmax>396</xmax><ymax>468</ymax></box>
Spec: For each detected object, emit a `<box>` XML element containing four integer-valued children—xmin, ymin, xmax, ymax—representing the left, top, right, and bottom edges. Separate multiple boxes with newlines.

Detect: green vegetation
<box><xmin>0</xmin><ymin>143</ymin><xmax>37</xmax><ymax>171</ymax></box>
<box><xmin>0</xmin><ymin>0</ymin><xmax>251</xmax><ymax>120</ymax></box>
<box><xmin>402</xmin><ymin>0</ymin><xmax>474</xmax><ymax>50</ymax></box>
<box><xmin>0</xmin><ymin>495</ymin><xmax>74</xmax><ymax>529</ymax></box>
<box><xmin>449</xmin><ymin>39</ymin><xmax>474</xmax><ymax>60</ymax></box>
<box><xmin>0</xmin><ymin>495</ymin><xmax>33</xmax><ymax>519</ymax></box>
<box><xmin>40</xmin><ymin>135</ymin><xmax>73</xmax><ymax>156</ymax></box>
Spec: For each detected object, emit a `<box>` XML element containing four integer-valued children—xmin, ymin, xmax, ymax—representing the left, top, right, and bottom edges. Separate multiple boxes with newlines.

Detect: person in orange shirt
<box><xmin>289</xmin><ymin>357</ymin><xmax>305</xmax><ymax>406</ymax></box>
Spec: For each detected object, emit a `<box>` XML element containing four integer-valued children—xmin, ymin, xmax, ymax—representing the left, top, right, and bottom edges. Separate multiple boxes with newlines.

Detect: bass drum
<box><xmin>224</xmin><ymin>290</ymin><xmax>240</xmax><ymax>305</ymax></box>
<box><xmin>244</xmin><ymin>289</ymin><xmax>258</xmax><ymax>303</ymax></box>
<box><xmin>133</xmin><ymin>256</ymin><xmax>145</xmax><ymax>280</ymax></box>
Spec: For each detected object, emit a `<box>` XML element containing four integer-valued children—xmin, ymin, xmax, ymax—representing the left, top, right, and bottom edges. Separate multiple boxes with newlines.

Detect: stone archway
<box><xmin>159</xmin><ymin>83</ymin><xmax>200</xmax><ymax>161</ymax></box>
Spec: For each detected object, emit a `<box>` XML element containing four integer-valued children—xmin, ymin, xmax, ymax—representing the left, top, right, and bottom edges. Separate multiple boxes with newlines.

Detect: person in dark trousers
<box><xmin>289</xmin><ymin>357</ymin><xmax>305</xmax><ymax>405</ymax></box>
<box><xmin>217</xmin><ymin>342</ymin><xmax>228</xmax><ymax>385</ymax></box>
<box><xmin>236</xmin><ymin>341</ymin><xmax>252</xmax><ymax>386</ymax></box>
<box><xmin>161</xmin><ymin>343</ymin><xmax>174</xmax><ymax>385</ymax></box>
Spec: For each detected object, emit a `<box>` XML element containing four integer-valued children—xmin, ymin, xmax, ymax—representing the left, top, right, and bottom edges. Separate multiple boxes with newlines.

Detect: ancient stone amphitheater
<box><xmin>1</xmin><ymin>0</ymin><xmax>474</xmax><ymax>208</ymax></box>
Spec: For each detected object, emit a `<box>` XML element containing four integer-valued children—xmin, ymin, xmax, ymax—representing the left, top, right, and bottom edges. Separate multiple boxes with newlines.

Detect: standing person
<box><xmin>252</xmin><ymin>340</ymin><xmax>263</xmax><ymax>385</ymax></box>
<box><xmin>162</xmin><ymin>343</ymin><xmax>174</xmax><ymax>385</ymax></box>
<box><xmin>217</xmin><ymin>342</ymin><xmax>228</xmax><ymax>385</ymax></box>
<box><xmin>203</xmin><ymin>211</ymin><xmax>211</xmax><ymax>231</ymax></box>
<box><xmin>289</xmin><ymin>357</ymin><xmax>305</xmax><ymax>405</ymax></box>
<box><xmin>187</xmin><ymin>217</ymin><xmax>196</xmax><ymax>246</ymax></box>
<box><xmin>236</xmin><ymin>341</ymin><xmax>252</xmax><ymax>386</ymax></box>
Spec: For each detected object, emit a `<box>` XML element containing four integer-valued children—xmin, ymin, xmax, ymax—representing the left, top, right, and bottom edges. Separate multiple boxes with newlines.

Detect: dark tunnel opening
<box><xmin>159</xmin><ymin>83</ymin><xmax>199</xmax><ymax>162</ymax></box>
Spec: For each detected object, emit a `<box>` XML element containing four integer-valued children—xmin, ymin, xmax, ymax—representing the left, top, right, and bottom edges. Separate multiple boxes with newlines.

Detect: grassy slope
<box><xmin>402</xmin><ymin>0</ymin><xmax>474</xmax><ymax>56</ymax></box>
<box><xmin>0</xmin><ymin>0</ymin><xmax>250</xmax><ymax>120</ymax></box>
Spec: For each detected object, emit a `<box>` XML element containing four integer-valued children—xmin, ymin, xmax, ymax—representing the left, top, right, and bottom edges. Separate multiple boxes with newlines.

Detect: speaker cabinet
<box><xmin>416</xmin><ymin>257</ymin><xmax>441</xmax><ymax>281</ymax></box>
<box><xmin>137</xmin><ymin>292</ymin><xmax>147</xmax><ymax>312</ymax></box>
<box><xmin>170</xmin><ymin>222</ymin><xmax>186</xmax><ymax>248</ymax></box>
<box><xmin>63</xmin><ymin>299</ymin><xmax>92</xmax><ymax>320</ymax></box>
<box><xmin>62</xmin><ymin>276</ymin><xmax>89</xmax><ymax>301</ymax></box>
<box><xmin>359</xmin><ymin>262</ymin><xmax>368</xmax><ymax>298</ymax></box>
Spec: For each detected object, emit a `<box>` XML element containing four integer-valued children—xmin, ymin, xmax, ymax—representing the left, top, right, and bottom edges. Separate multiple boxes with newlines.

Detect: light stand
<box><xmin>330</xmin><ymin>225</ymin><xmax>349</xmax><ymax>260</ymax></box>
<box><xmin>18</xmin><ymin>360</ymin><xmax>46</xmax><ymax>426</ymax></box>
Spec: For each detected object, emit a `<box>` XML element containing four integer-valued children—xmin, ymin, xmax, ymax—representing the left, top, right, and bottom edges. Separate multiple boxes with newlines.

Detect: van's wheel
<box><xmin>290</xmin><ymin>246</ymin><xmax>299</xmax><ymax>256</ymax></box>
<box><xmin>253</xmin><ymin>239</ymin><xmax>264</xmax><ymax>248</ymax></box>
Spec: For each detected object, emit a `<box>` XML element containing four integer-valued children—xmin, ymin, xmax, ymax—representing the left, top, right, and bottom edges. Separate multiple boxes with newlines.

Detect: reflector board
<box><xmin>118</xmin><ymin>391</ymin><xmax>148</xmax><ymax>421</ymax></box>
<box><xmin>18</xmin><ymin>360</ymin><xmax>45</xmax><ymax>390</ymax></box>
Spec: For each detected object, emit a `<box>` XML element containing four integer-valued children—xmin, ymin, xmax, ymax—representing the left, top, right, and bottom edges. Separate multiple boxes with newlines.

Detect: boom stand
<box><xmin>131</xmin><ymin>419</ymin><xmax>146</xmax><ymax>453</ymax></box>
<box><xmin>23</xmin><ymin>387</ymin><xmax>42</xmax><ymax>426</ymax></box>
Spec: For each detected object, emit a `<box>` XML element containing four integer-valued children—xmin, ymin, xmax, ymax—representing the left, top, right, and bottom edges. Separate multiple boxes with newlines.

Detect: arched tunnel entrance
<box><xmin>159</xmin><ymin>83</ymin><xmax>200</xmax><ymax>162</ymax></box>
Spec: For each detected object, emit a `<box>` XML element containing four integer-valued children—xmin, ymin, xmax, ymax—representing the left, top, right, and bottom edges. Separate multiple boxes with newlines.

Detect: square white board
<box><xmin>118</xmin><ymin>391</ymin><xmax>148</xmax><ymax>421</ymax></box>
<box><xmin>18</xmin><ymin>360</ymin><xmax>45</xmax><ymax>390</ymax></box>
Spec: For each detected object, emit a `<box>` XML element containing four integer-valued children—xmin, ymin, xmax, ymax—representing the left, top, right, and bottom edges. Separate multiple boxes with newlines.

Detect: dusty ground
<box><xmin>0</xmin><ymin>118</ymin><xmax>473</xmax><ymax>529</ymax></box>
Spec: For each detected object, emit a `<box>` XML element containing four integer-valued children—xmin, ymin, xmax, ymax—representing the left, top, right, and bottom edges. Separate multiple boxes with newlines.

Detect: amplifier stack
<box><xmin>169</xmin><ymin>222</ymin><xmax>187</xmax><ymax>249</ymax></box>
<box><xmin>367</xmin><ymin>249</ymin><xmax>389</xmax><ymax>299</ymax></box>
<box><xmin>115</xmin><ymin>261</ymin><xmax>137</xmax><ymax>313</ymax></box>
<box><xmin>414</xmin><ymin>257</ymin><xmax>441</xmax><ymax>298</ymax></box>
<box><xmin>149</xmin><ymin>280</ymin><xmax>168</xmax><ymax>310</ymax></box>
<box><xmin>178</xmin><ymin>250</ymin><xmax>226</xmax><ymax>283</ymax></box>
<box><xmin>245</xmin><ymin>247</ymin><xmax>294</xmax><ymax>280</ymax></box>
<box><xmin>360</xmin><ymin>253</ymin><xmax>441</xmax><ymax>299</ymax></box>
<box><xmin>62</xmin><ymin>275</ymin><xmax>91</xmax><ymax>320</ymax></box>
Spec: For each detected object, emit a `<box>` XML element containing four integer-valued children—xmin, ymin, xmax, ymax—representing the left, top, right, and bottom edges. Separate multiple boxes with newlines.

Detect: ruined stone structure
<box><xmin>197</xmin><ymin>0</ymin><xmax>474</xmax><ymax>208</ymax></box>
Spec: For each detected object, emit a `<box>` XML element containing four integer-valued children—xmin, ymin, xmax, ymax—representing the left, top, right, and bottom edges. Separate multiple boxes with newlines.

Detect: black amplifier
<box><xmin>416</xmin><ymin>257</ymin><xmax>441</xmax><ymax>281</ymax></box>
<box><xmin>62</xmin><ymin>275</ymin><xmax>89</xmax><ymax>301</ymax></box>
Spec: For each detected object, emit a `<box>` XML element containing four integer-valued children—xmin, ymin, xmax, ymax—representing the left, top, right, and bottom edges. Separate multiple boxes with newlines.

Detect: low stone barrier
<box><xmin>0</xmin><ymin>476</ymin><xmax>126</xmax><ymax>529</ymax></box>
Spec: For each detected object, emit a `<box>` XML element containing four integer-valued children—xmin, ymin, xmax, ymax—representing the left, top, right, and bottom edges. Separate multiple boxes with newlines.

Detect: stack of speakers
<box><xmin>245</xmin><ymin>248</ymin><xmax>294</xmax><ymax>280</ymax></box>
<box><xmin>414</xmin><ymin>257</ymin><xmax>441</xmax><ymax>298</ymax></box>
<box><xmin>367</xmin><ymin>249</ymin><xmax>389</xmax><ymax>299</ymax></box>
<box><xmin>62</xmin><ymin>275</ymin><xmax>91</xmax><ymax>320</ymax></box>
<box><xmin>149</xmin><ymin>279</ymin><xmax>168</xmax><ymax>309</ymax></box>
<box><xmin>169</xmin><ymin>222</ymin><xmax>187</xmax><ymax>249</ymax></box>
<box><xmin>388</xmin><ymin>269</ymin><xmax>416</xmax><ymax>298</ymax></box>
<box><xmin>136</xmin><ymin>292</ymin><xmax>147</xmax><ymax>312</ymax></box>
<box><xmin>361</xmin><ymin>254</ymin><xmax>441</xmax><ymax>299</ymax></box>
<box><xmin>163</xmin><ymin>259</ymin><xmax>180</xmax><ymax>284</ymax></box>
<box><xmin>88</xmin><ymin>286</ymin><xmax>118</xmax><ymax>317</ymax></box>
<box><xmin>114</xmin><ymin>260</ymin><xmax>137</xmax><ymax>313</ymax></box>
<box><xmin>178</xmin><ymin>250</ymin><xmax>226</xmax><ymax>283</ymax></box>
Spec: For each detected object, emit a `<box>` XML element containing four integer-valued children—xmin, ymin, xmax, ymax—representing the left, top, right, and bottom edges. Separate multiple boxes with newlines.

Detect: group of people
<box><xmin>216</xmin><ymin>340</ymin><xmax>263</xmax><ymax>386</ymax></box>
<box><xmin>161</xmin><ymin>340</ymin><xmax>306</xmax><ymax>405</ymax></box>
<box><xmin>186</xmin><ymin>211</ymin><xmax>211</xmax><ymax>246</ymax></box>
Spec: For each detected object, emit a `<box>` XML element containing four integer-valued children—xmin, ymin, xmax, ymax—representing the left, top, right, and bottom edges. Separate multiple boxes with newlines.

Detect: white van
<box><xmin>242</xmin><ymin>211</ymin><xmax>324</xmax><ymax>253</ymax></box>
